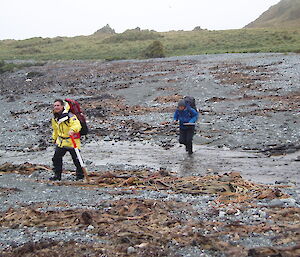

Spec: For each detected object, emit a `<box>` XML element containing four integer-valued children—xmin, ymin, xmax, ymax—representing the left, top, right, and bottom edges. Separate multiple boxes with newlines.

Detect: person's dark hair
<box><xmin>54</xmin><ymin>99</ymin><xmax>64</xmax><ymax>106</ymax></box>
<box><xmin>178</xmin><ymin>99</ymin><xmax>186</xmax><ymax>108</ymax></box>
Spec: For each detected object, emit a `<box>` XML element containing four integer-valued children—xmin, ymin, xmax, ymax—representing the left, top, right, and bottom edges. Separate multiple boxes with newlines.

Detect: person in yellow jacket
<box><xmin>50</xmin><ymin>99</ymin><xmax>84</xmax><ymax>181</ymax></box>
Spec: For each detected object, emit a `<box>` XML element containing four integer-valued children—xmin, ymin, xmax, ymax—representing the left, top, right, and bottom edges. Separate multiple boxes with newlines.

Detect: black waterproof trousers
<box><xmin>52</xmin><ymin>146</ymin><xmax>84</xmax><ymax>179</ymax></box>
<box><xmin>179</xmin><ymin>126</ymin><xmax>195</xmax><ymax>154</ymax></box>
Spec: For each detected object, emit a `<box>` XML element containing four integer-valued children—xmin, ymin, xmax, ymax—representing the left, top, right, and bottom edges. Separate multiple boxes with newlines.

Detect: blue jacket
<box><xmin>174</xmin><ymin>106</ymin><xmax>199</xmax><ymax>129</ymax></box>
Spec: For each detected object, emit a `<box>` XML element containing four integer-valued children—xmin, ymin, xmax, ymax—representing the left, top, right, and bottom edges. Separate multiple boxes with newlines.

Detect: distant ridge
<box><xmin>245</xmin><ymin>0</ymin><xmax>300</xmax><ymax>28</ymax></box>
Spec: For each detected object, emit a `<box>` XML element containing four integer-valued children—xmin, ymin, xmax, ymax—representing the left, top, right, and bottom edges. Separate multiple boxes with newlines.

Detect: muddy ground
<box><xmin>0</xmin><ymin>53</ymin><xmax>299</xmax><ymax>256</ymax></box>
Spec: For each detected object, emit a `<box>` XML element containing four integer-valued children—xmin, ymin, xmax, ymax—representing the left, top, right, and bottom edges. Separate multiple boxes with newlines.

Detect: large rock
<box><xmin>93</xmin><ymin>24</ymin><xmax>116</xmax><ymax>35</ymax></box>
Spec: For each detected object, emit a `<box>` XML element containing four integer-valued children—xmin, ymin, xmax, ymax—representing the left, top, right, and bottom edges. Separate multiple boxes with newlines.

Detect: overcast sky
<box><xmin>0</xmin><ymin>0</ymin><xmax>280</xmax><ymax>40</ymax></box>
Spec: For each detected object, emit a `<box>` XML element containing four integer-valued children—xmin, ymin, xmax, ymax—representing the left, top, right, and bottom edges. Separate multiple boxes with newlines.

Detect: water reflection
<box><xmin>179</xmin><ymin>154</ymin><xmax>197</xmax><ymax>175</ymax></box>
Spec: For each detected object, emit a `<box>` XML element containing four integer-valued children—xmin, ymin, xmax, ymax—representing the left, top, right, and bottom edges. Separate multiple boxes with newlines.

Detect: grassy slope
<box><xmin>0</xmin><ymin>28</ymin><xmax>300</xmax><ymax>61</ymax></box>
<box><xmin>245</xmin><ymin>0</ymin><xmax>300</xmax><ymax>28</ymax></box>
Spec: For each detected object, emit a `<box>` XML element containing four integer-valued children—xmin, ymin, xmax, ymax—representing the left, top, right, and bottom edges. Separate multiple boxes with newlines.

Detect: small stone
<box><xmin>85</xmin><ymin>160</ymin><xmax>93</xmax><ymax>165</ymax></box>
<box><xmin>136</xmin><ymin>242</ymin><xmax>149</xmax><ymax>248</ymax></box>
<box><xmin>258</xmin><ymin>210</ymin><xmax>267</xmax><ymax>218</ymax></box>
<box><xmin>282</xmin><ymin>198</ymin><xmax>297</xmax><ymax>207</ymax></box>
<box><xmin>31</xmin><ymin>146</ymin><xmax>40</xmax><ymax>152</ymax></box>
<box><xmin>275</xmin><ymin>180</ymin><xmax>288</xmax><ymax>185</ymax></box>
<box><xmin>235</xmin><ymin>210</ymin><xmax>241</xmax><ymax>216</ymax></box>
<box><xmin>268</xmin><ymin>199</ymin><xmax>284</xmax><ymax>207</ymax></box>
<box><xmin>87</xmin><ymin>225</ymin><xmax>94</xmax><ymax>230</ymax></box>
<box><xmin>219</xmin><ymin>211</ymin><xmax>226</xmax><ymax>218</ymax></box>
<box><xmin>7</xmin><ymin>96</ymin><xmax>16</xmax><ymax>102</ymax></box>
<box><xmin>104</xmin><ymin>136</ymin><xmax>111</xmax><ymax>141</ymax></box>
<box><xmin>29</xmin><ymin>171</ymin><xmax>41</xmax><ymax>178</ymax></box>
<box><xmin>226</xmin><ymin>209</ymin><xmax>237</xmax><ymax>215</ymax></box>
<box><xmin>127</xmin><ymin>246</ymin><xmax>136</xmax><ymax>254</ymax></box>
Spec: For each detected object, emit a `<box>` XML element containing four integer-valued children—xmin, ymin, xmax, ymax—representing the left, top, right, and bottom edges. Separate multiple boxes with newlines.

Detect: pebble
<box><xmin>29</xmin><ymin>171</ymin><xmax>41</xmax><ymax>178</ymax></box>
<box><xmin>136</xmin><ymin>242</ymin><xmax>149</xmax><ymax>248</ymax></box>
<box><xmin>87</xmin><ymin>225</ymin><xmax>94</xmax><ymax>230</ymax></box>
<box><xmin>282</xmin><ymin>198</ymin><xmax>297</xmax><ymax>207</ymax></box>
<box><xmin>85</xmin><ymin>160</ymin><xmax>93</xmax><ymax>165</ymax></box>
<box><xmin>268</xmin><ymin>199</ymin><xmax>284</xmax><ymax>207</ymax></box>
<box><xmin>103</xmin><ymin>136</ymin><xmax>111</xmax><ymax>141</ymax></box>
<box><xmin>258</xmin><ymin>210</ymin><xmax>267</xmax><ymax>218</ymax></box>
<box><xmin>127</xmin><ymin>246</ymin><xmax>136</xmax><ymax>254</ymax></box>
<box><xmin>275</xmin><ymin>180</ymin><xmax>289</xmax><ymax>185</ymax></box>
<box><xmin>235</xmin><ymin>209</ymin><xmax>241</xmax><ymax>216</ymax></box>
<box><xmin>219</xmin><ymin>211</ymin><xmax>226</xmax><ymax>218</ymax></box>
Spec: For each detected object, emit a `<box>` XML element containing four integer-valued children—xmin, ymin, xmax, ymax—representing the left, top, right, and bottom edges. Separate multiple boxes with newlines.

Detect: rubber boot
<box><xmin>76</xmin><ymin>169</ymin><xmax>84</xmax><ymax>181</ymax></box>
<box><xmin>49</xmin><ymin>169</ymin><xmax>62</xmax><ymax>181</ymax></box>
<box><xmin>49</xmin><ymin>174</ymin><xmax>61</xmax><ymax>181</ymax></box>
<box><xmin>187</xmin><ymin>142</ymin><xmax>193</xmax><ymax>155</ymax></box>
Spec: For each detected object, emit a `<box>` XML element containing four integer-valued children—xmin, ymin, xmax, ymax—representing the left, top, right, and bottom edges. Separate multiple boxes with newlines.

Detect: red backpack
<box><xmin>65</xmin><ymin>98</ymin><xmax>89</xmax><ymax>136</ymax></box>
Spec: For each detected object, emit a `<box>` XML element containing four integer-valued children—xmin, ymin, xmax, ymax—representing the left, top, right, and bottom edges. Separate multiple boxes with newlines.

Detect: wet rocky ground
<box><xmin>0</xmin><ymin>53</ymin><xmax>299</xmax><ymax>256</ymax></box>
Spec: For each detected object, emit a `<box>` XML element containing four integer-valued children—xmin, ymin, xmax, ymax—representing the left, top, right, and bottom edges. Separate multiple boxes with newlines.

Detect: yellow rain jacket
<box><xmin>51</xmin><ymin>105</ymin><xmax>82</xmax><ymax>149</ymax></box>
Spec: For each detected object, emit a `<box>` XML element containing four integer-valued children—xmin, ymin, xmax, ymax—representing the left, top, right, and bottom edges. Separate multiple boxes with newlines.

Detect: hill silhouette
<box><xmin>245</xmin><ymin>0</ymin><xmax>300</xmax><ymax>28</ymax></box>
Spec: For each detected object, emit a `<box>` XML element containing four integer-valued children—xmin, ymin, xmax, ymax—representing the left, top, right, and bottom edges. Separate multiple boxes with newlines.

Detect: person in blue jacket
<box><xmin>173</xmin><ymin>99</ymin><xmax>198</xmax><ymax>154</ymax></box>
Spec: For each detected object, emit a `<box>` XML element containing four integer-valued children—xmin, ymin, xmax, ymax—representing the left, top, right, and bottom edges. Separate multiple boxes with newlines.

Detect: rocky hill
<box><xmin>93</xmin><ymin>24</ymin><xmax>116</xmax><ymax>35</ymax></box>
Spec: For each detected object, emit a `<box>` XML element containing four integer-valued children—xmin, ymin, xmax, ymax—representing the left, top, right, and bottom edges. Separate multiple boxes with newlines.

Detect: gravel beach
<box><xmin>0</xmin><ymin>53</ymin><xmax>299</xmax><ymax>256</ymax></box>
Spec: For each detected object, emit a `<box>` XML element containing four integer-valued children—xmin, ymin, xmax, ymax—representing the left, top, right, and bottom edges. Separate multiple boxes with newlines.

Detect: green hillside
<box><xmin>0</xmin><ymin>27</ymin><xmax>300</xmax><ymax>61</ymax></box>
<box><xmin>245</xmin><ymin>0</ymin><xmax>300</xmax><ymax>28</ymax></box>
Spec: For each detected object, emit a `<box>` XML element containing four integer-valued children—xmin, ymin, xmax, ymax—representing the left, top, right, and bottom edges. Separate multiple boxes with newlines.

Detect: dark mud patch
<box><xmin>0</xmin><ymin>187</ymin><xmax>22</xmax><ymax>197</ymax></box>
